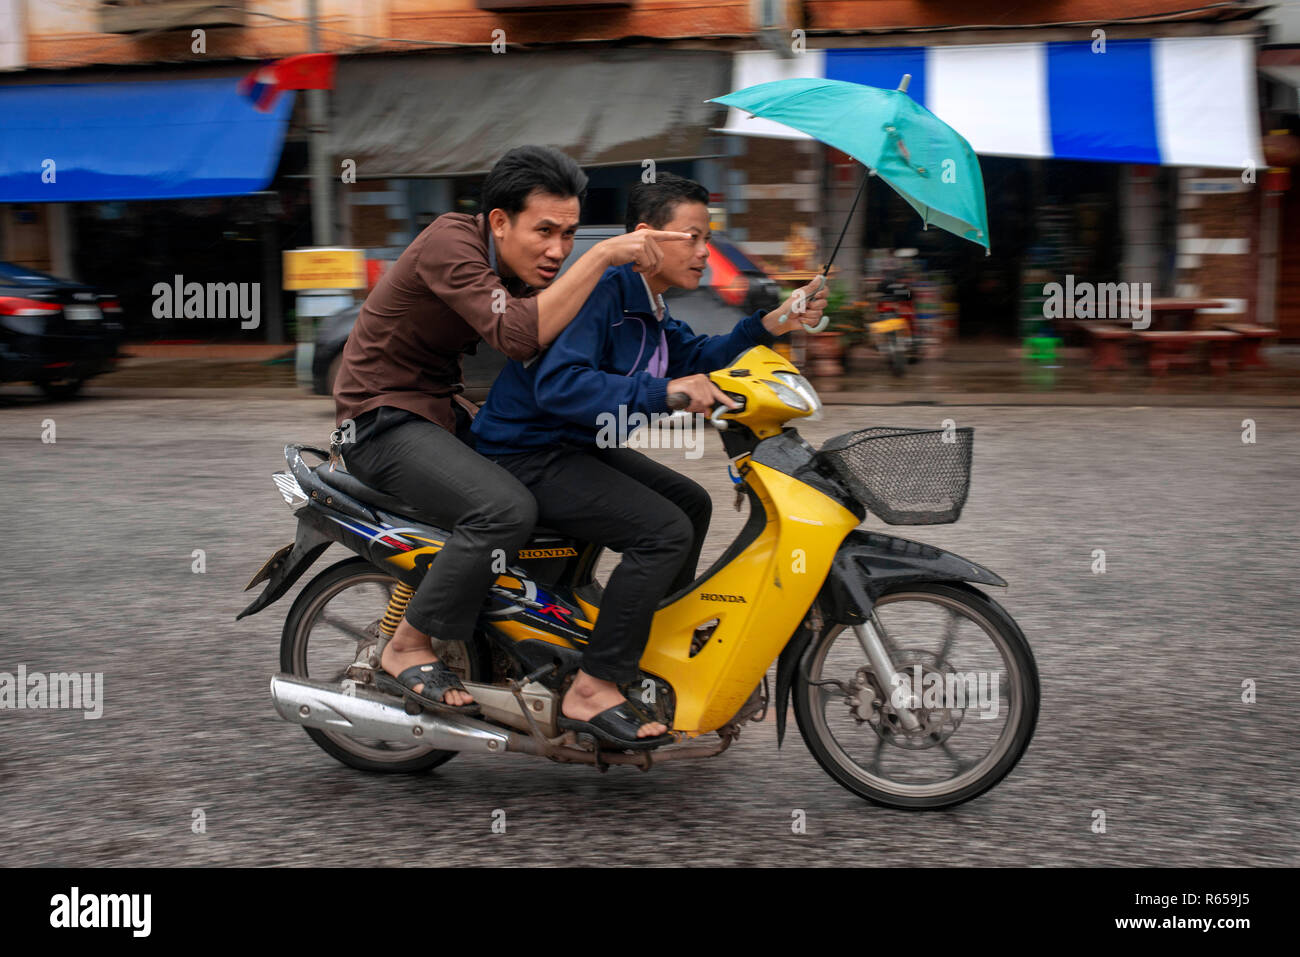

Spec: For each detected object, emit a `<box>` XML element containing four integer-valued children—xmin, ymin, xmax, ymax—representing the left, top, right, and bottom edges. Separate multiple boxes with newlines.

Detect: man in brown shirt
<box><xmin>334</xmin><ymin>145</ymin><xmax>690</xmax><ymax>714</ymax></box>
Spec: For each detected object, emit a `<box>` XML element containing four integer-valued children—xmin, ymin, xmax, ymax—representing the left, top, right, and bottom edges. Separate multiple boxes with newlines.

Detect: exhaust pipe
<box><xmin>270</xmin><ymin>673</ymin><xmax>514</xmax><ymax>754</ymax></box>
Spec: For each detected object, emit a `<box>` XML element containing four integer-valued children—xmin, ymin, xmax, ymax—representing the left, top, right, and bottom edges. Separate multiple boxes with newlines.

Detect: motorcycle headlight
<box><xmin>771</xmin><ymin>371</ymin><xmax>823</xmax><ymax>420</ymax></box>
<box><xmin>760</xmin><ymin>378</ymin><xmax>809</xmax><ymax>411</ymax></box>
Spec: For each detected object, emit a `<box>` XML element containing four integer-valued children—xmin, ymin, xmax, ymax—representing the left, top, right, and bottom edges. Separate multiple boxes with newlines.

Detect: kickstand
<box><xmin>509</xmin><ymin>663</ymin><xmax>558</xmax><ymax>753</ymax></box>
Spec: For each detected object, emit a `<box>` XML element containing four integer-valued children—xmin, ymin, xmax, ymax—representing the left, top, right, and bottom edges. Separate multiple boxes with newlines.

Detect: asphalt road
<box><xmin>0</xmin><ymin>393</ymin><xmax>1296</xmax><ymax>866</ymax></box>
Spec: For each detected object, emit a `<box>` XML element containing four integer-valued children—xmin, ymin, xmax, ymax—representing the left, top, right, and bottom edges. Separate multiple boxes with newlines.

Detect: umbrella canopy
<box><xmin>711</xmin><ymin>77</ymin><xmax>990</xmax><ymax>251</ymax></box>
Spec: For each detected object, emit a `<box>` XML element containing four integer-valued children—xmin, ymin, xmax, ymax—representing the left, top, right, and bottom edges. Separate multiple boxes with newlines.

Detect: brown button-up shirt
<box><xmin>333</xmin><ymin>212</ymin><xmax>541</xmax><ymax>432</ymax></box>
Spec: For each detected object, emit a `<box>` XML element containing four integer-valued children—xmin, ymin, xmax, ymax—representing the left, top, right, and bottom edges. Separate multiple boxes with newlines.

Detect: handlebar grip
<box><xmin>667</xmin><ymin>392</ymin><xmax>690</xmax><ymax>411</ymax></box>
<box><xmin>709</xmin><ymin>393</ymin><xmax>746</xmax><ymax>430</ymax></box>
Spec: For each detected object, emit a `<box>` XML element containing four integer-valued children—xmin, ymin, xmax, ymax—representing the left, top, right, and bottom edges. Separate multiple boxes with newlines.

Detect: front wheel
<box><xmin>279</xmin><ymin>557</ymin><xmax>488</xmax><ymax>773</ymax></box>
<box><xmin>794</xmin><ymin>582</ymin><xmax>1039</xmax><ymax>809</ymax></box>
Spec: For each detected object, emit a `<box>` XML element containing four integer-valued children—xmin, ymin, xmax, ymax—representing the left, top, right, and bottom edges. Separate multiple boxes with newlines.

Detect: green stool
<box><xmin>1024</xmin><ymin>336</ymin><xmax>1059</xmax><ymax>364</ymax></box>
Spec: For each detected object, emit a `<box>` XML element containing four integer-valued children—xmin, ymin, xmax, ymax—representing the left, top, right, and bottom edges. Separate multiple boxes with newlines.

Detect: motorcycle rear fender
<box><xmin>772</xmin><ymin>529</ymin><xmax>1005</xmax><ymax>747</ymax></box>
<box><xmin>235</xmin><ymin>510</ymin><xmax>336</xmax><ymax>620</ymax></box>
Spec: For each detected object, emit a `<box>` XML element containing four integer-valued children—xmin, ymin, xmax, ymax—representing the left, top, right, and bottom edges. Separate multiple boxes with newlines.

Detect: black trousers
<box><xmin>488</xmin><ymin>446</ymin><xmax>712</xmax><ymax>683</ymax></box>
<box><xmin>342</xmin><ymin>407</ymin><xmax>538</xmax><ymax>642</ymax></box>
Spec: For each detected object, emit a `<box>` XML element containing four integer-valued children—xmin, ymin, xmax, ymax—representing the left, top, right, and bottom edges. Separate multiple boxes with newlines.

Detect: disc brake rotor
<box><xmin>849</xmin><ymin>650</ymin><xmax>965</xmax><ymax>750</ymax></box>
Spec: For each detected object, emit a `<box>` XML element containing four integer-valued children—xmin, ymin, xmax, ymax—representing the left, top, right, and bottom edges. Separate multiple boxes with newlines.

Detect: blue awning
<box><xmin>721</xmin><ymin>37</ymin><xmax>1265</xmax><ymax>169</ymax></box>
<box><xmin>0</xmin><ymin>78</ymin><xmax>293</xmax><ymax>203</ymax></box>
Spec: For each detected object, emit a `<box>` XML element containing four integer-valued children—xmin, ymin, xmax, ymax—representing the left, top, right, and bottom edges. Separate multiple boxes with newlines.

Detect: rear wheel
<box><xmin>794</xmin><ymin>582</ymin><xmax>1039</xmax><ymax>809</ymax></box>
<box><xmin>36</xmin><ymin>376</ymin><xmax>85</xmax><ymax>399</ymax></box>
<box><xmin>279</xmin><ymin>557</ymin><xmax>489</xmax><ymax>773</ymax></box>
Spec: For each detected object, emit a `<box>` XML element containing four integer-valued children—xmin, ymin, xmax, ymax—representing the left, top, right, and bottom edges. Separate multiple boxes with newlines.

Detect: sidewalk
<box><xmin>808</xmin><ymin>340</ymin><xmax>1300</xmax><ymax>406</ymax></box>
<box><xmin>104</xmin><ymin>342</ymin><xmax>298</xmax><ymax>390</ymax></box>
<box><xmin>80</xmin><ymin>339</ymin><xmax>1300</xmax><ymax>406</ymax></box>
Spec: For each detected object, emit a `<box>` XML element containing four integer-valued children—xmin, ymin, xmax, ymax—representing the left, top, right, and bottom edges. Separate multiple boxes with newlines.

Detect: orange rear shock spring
<box><xmin>379</xmin><ymin>582</ymin><xmax>417</xmax><ymax>637</ymax></box>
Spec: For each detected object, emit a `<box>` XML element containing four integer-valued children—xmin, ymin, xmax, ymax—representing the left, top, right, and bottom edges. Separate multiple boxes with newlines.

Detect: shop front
<box><xmin>718</xmin><ymin>36</ymin><xmax>1265</xmax><ymax>339</ymax></box>
<box><xmin>0</xmin><ymin>70</ymin><xmax>298</xmax><ymax>342</ymax></box>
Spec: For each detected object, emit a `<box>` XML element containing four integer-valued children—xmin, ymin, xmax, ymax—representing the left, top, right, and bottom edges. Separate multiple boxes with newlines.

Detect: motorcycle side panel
<box><xmin>637</xmin><ymin>462</ymin><xmax>860</xmax><ymax>735</ymax></box>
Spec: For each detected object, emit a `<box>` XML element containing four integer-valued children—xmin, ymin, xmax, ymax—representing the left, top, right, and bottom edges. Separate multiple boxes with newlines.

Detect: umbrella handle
<box><xmin>800</xmin><ymin>274</ymin><xmax>830</xmax><ymax>333</ymax></box>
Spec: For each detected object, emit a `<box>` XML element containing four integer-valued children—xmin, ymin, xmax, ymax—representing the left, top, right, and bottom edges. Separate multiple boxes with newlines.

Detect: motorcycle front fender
<box><xmin>819</xmin><ymin>529</ymin><xmax>1005</xmax><ymax>625</ymax></box>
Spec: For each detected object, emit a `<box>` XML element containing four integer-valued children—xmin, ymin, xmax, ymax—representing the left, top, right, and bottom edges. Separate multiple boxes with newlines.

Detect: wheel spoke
<box><xmin>940</xmin><ymin>740</ymin><xmax>970</xmax><ymax>772</ymax></box>
<box><xmin>937</xmin><ymin>609</ymin><xmax>960</xmax><ymax>665</ymax></box>
<box><xmin>865</xmin><ymin>733</ymin><xmax>885</xmax><ymax>775</ymax></box>
<box><xmin>320</xmin><ymin>614</ymin><xmax>370</xmax><ymax>644</ymax></box>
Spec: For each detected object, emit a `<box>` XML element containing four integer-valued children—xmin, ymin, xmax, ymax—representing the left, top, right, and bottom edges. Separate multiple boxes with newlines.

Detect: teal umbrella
<box><xmin>710</xmin><ymin>76</ymin><xmax>990</xmax><ymax>258</ymax></box>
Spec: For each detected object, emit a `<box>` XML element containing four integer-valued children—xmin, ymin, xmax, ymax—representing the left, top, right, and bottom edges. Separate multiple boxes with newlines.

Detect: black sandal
<box><xmin>375</xmin><ymin>660</ymin><xmax>481</xmax><ymax>717</ymax></box>
<box><xmin>558</xmin><ymin>698</ymin><xmax>673</xmax><ymax>751</ymax></box>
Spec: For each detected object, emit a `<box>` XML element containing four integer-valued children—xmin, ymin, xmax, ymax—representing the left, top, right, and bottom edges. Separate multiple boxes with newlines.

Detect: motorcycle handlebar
<box><xmin>666</xmin><ymin>391</ymin><xmax>746</xmax><ymax>427</ymax></box>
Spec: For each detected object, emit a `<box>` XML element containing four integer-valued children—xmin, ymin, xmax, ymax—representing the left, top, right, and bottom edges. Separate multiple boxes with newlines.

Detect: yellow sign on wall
<box><xmin>282</xmin><ymin>247</ymin><xmax>366</xmax><ymax>291</ymax></box>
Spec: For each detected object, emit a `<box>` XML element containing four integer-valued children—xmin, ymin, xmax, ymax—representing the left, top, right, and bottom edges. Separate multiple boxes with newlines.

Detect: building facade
<box><xmin>1</xmin><ymin>1</ymin><xmax>1293</xmax><ymax>342</ymax></box>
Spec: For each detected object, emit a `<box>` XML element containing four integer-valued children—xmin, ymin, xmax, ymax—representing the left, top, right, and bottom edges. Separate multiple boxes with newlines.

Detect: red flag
<box><xmin>274</xmin><ymin>53</ymin><xmax>337</xmax><ymax>91</ymax></box>
<box><xmin>238</xmin><ymin>54</ymin><xmax>336</xmax><ymax>112</ymax></box>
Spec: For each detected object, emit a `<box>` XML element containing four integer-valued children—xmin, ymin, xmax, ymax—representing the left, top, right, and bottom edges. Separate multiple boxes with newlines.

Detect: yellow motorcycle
<box><xmin>241</xmin><ymin>345</ymin><xmax>1039</xmax><ymax>810</ymax></box>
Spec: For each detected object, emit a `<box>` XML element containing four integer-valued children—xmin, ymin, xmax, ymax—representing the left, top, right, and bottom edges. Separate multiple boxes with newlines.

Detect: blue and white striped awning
<box><xmin>721</xmin><ymin>37</ymin><xmax>1263</xmax><ymax>169</ymax></box>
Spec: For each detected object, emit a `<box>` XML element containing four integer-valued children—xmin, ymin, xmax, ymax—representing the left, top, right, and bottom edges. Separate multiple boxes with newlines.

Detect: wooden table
<box><xmin>1147</xmin><ymin>298</ymin><xmax>1226</xmax><ymax>331</ymax></box>
<box><xmin>1073</xmin><ymin>321</ymin><xmax>1133</xmax><ymax>371</ymax></box>
<box><xmin>1136</xmin><ymin>330</ymin><xmax>1239</xmax><ymax>375</ymax></box>
<box><xmin>1215</xmin><ymin>323</ymin><xmax>1279</xmax><ymax>369</ymax></box>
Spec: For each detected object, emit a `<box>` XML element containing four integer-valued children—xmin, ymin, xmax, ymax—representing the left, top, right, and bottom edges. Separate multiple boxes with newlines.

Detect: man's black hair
<box><xmin>625</xmin><ymin>171</ymin><xmax>709</xmax><ymax>232</ymax></box>
<box><xmin>482</xmin><ymin>145</ymin><xmax>588</xmax><ymax>218</ymax></box>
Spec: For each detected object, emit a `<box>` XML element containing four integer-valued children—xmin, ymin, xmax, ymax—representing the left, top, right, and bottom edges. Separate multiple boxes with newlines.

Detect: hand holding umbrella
<box><xmin>711</xmin><ymin>74</ymin><xmax>990</xmax><ymax>332</ymax></box>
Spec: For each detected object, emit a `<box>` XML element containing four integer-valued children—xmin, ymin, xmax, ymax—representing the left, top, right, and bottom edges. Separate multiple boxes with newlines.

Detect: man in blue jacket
<box><xmin>472</xmin><ymin>173</ymin><xmax>827</xmax><ymax>749</ymax></box>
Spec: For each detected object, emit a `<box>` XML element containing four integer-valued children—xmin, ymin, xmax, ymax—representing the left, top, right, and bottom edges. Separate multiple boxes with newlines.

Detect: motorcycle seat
<box><xmin>311</xmin><ymin>464</ymin><xmax>572</xmax><ymax>540</ymax></box>
<box><xmin>312</xmin><ymin>464</ymin><xmax>418</xmax><ymax>518</ymax></box>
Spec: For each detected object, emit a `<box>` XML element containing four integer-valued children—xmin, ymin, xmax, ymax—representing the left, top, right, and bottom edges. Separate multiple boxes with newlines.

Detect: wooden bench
<box><xmin>1135</xmin><ymin>330</ymin><xmax>1239</xmax><ymax>376</ymax></box>
<box><xmin>1073</xmin><ymin>321</ymin><xmax>1133</xmax><ymax>371</ymax></box>
<box><xmin>1215</xmin><ymin>324</ymin><xmax>1279</xmax><ymax>369</ymax></box>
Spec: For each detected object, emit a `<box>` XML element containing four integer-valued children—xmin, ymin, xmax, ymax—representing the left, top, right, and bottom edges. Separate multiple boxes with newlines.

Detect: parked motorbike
<box><xmin>868</xmin><ymin>273</ymin><xmax>920</xmax><ymax>377</ymax></box>
<box><xmin>239</xmin><ymin>345</ymin><xmax>1039</xmax><ymax>810</ymax></box>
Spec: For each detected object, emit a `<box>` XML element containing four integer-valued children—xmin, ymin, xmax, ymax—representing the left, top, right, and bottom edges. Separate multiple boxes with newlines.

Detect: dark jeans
<box><xmin>489</xmin><ymin>446</ymin><xmax>712</xmax><ymax>683</ymax></box>
<box><xmin>342</xmin><ymin>407</ymin><xmax>537</xmax><ymax>642</ymax></box>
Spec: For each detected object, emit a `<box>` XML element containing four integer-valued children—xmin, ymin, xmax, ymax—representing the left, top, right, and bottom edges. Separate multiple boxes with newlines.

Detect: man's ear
<box><xmin>633</xmin><ymin>222</ymin><xmax>651</xmax><ymax>232</ymax></box>
<box><xmin>487</xmin><ymin>208</ymin><xmax>511</xmax><ymax>238</ymax></box>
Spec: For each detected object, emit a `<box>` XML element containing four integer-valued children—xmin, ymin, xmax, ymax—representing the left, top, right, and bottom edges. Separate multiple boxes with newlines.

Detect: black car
<box><xmin>0</xmin><ymin>262</ymin><xmax>125</xmax><ymax>398</ymax></box>
<box><xmin>311</xmin><ymin>228</ymin><xmax>782</xmax><ymax>400</ymax></box>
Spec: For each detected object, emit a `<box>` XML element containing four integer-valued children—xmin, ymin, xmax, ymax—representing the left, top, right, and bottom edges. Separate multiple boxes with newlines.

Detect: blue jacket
<box><xmin>471</xmin><ymin>262</ymin><xmax>776</xmax><ymax>455</ymax></box>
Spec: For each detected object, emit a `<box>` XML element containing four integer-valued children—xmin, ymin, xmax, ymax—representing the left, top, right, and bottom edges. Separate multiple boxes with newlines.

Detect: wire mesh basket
<box><xmin>816</xmin><ymin>426</ymin><xmax>973</xmax><ymax>524</ymax></box>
